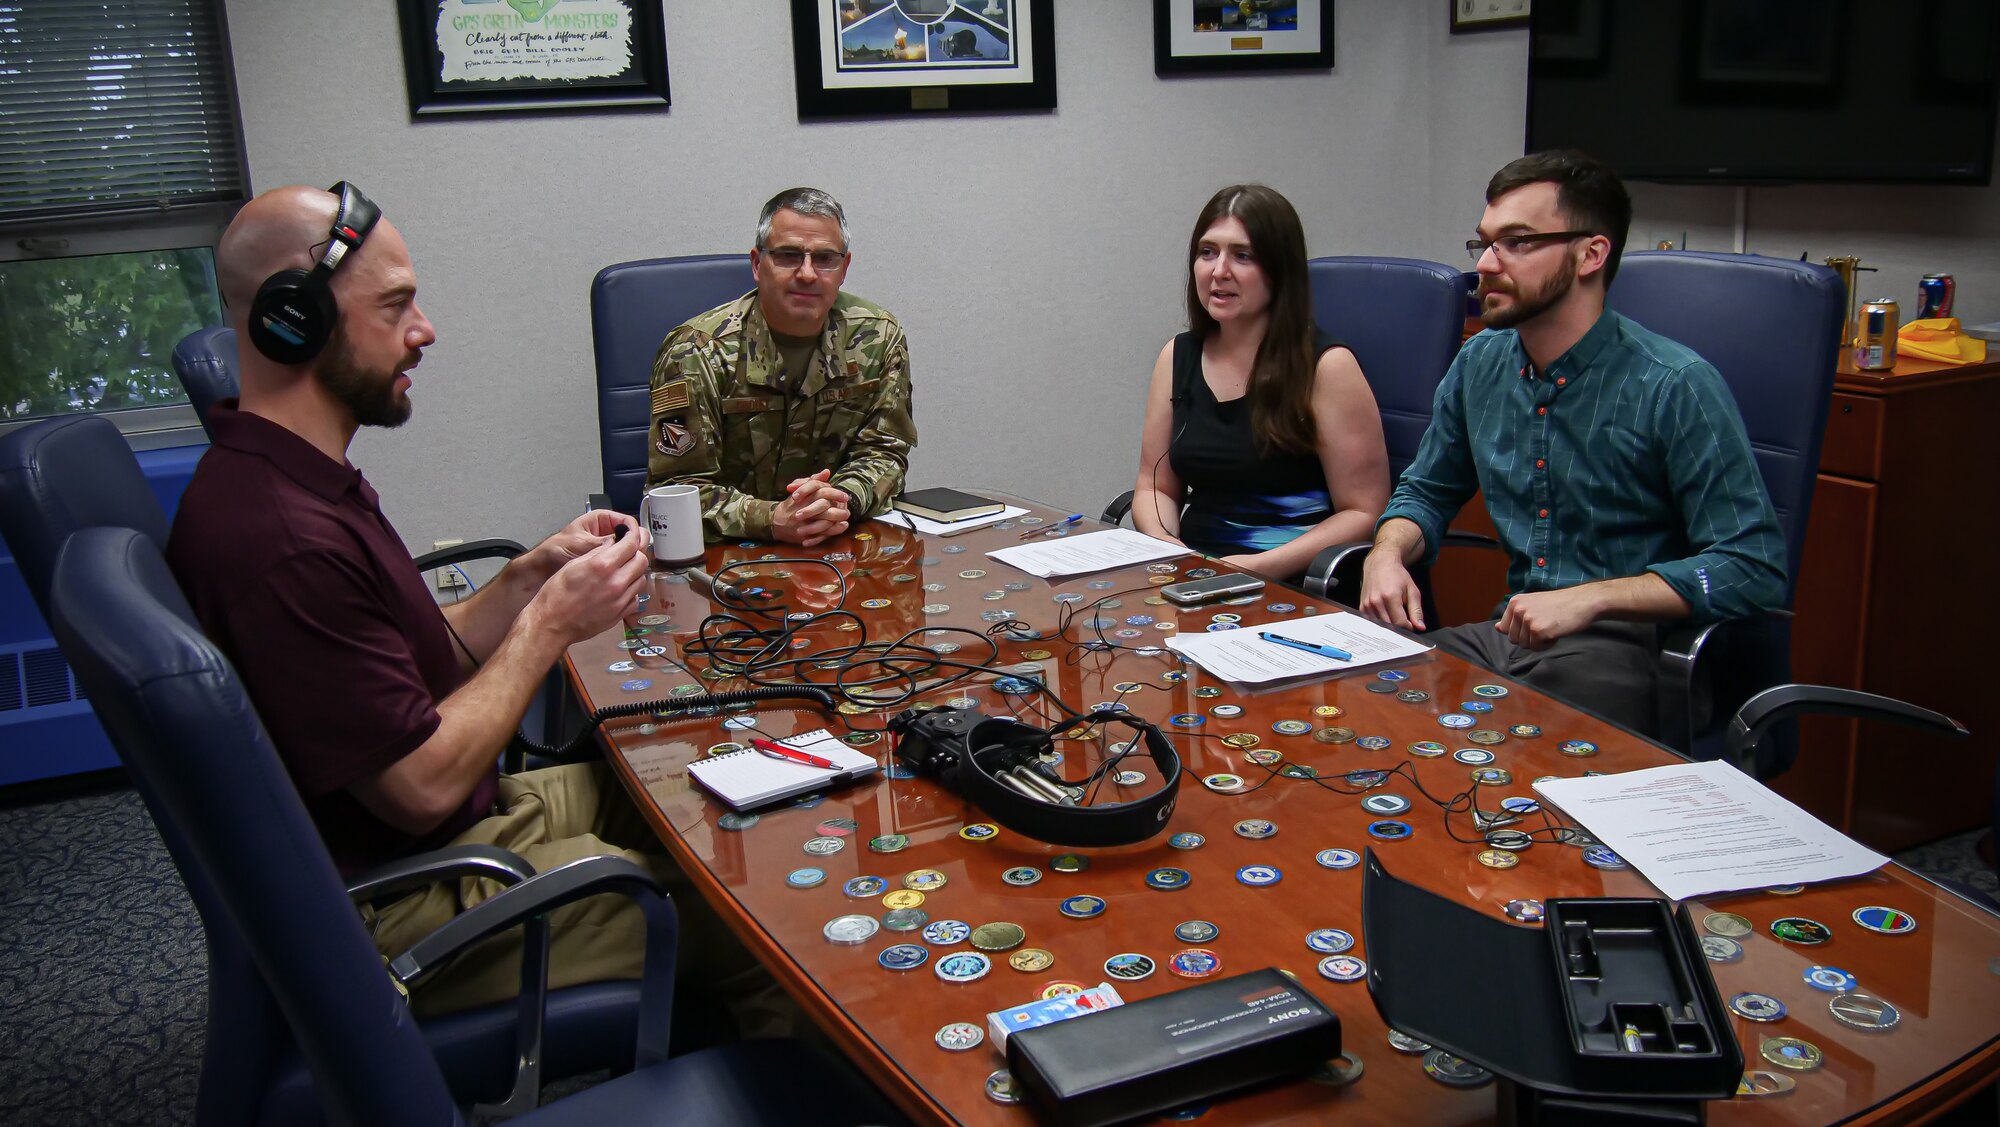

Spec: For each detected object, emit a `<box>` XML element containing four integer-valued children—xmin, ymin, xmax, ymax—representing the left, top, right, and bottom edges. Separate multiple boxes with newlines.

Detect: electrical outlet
<box><xmin>432</xmin><ymin>539</ymin><xmax>467</xmax><ymax>590</ymax></box>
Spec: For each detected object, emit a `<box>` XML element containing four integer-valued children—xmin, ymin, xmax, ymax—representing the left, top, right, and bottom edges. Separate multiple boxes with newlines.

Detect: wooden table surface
<box><xmin>567</xmin><ymin>496</ymin><xmax>2000</xmax><ymax>1126</ymax></box>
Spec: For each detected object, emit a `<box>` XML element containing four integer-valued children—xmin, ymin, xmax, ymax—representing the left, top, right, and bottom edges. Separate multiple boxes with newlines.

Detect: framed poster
<box><xmin>1154</xmin><ymin>0</ymin><xmax>1335</xmax><ymax>75</ymax></box>
<box><xmin>791</xmin><ymin>0</ymin><xmax>1056</xmax><ymax>119</ymax></box>
<box><xmin>1450</xmin><ymin>0</ymin><xmax>1530</xmax><ymax>33</ymax></box>
<box><xmin>396</xmin><ymin>0</ymin><xmax>669</xmax><ymax>115</ymax></box>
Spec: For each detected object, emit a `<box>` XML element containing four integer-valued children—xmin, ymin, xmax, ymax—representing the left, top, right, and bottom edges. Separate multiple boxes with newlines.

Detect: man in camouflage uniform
<box><xmin>646</xmin><ymin>187</ymin><xmax>915</xmax><ymax>545</ymax></box>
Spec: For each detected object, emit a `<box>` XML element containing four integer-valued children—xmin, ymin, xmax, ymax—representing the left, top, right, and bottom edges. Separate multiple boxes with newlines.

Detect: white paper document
<box><xmin>1533</xmin><ymin>760</ymin><xmax>1888</xmax><ymax>901</ymax></box>
<box><xmin>876</xmin><ymin>505</ymin><xmax>1029</xmax><ymax>536</ymax></box>
<box><xmin>1164</xmin><ymin>611</ymin><xmax>1433</xmax><ymax>684</ymax></box>
<box><xmin>985</xmin><ymin>528</ymin><xmax>1191</xmax><ymax>578</ymax></box>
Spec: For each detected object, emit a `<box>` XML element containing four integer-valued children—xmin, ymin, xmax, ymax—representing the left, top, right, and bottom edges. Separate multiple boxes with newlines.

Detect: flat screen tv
<box><xmin>1526</xmin><ymin>0</ymin><xmax>2000</xmax><ymax>184</ymax></box>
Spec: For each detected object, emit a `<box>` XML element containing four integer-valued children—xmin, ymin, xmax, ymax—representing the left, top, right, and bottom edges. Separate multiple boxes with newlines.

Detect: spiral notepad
<box><xmin>686</xmin><ymin>729</ymin><xmax>880</xmax><ymax>810</ymax></box>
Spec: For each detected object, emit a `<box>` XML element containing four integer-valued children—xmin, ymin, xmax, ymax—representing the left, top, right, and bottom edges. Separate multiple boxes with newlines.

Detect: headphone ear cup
<box><xmin>247</xmin><ymin>268</ymin><xmax>338</xmax><ymax>364</ymax></box>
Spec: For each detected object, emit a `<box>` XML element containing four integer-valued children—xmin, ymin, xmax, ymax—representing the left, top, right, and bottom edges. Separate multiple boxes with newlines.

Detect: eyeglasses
<box><xmin>765</xmin><ymin>247</ymin><xmax>847</xmax><ymax>272</ymax></box>
<box><xmin>1466</xmin><ymin>231</ymin><xmax>1597</xmax><ymax>262</ymax></box>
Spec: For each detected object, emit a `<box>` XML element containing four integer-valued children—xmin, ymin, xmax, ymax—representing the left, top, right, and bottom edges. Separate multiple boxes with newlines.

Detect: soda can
<box><xmin>1918</xmin><ymin>274</ymin><xmax>1955</xmax><ymax>319</ymax></box>
<box><xmin>1855</xmin><ymin>298</ymin><xmax>1899</xmax><ymax>371</ymax></box>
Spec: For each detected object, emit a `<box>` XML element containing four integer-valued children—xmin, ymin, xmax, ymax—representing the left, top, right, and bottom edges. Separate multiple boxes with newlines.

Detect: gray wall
<box><xmin>220</xmin><ymin>2</ymin><xmax>1994</xmax><ymax>554</ymax></box>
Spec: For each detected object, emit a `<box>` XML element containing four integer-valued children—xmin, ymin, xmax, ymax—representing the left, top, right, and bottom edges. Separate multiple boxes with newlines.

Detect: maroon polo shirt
<box><xmin>166</xmin><ymin>401</ymin><xmax>498</xmax><ymax>876</ymax></box>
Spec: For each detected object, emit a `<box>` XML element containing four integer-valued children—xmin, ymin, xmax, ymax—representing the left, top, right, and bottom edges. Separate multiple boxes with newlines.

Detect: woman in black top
<box><xmin>1131</xmin><ymin>184</ymin><xmax>1390</xmax><ymax>580</ymax></box>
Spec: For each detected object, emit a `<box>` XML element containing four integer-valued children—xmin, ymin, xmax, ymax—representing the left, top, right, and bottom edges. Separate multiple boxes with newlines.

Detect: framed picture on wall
<box><xmin>792</xmin><ymin>0</ymin><xmax>1056</xmax><ymax>119</ymax></box>
<box><xmin>1154</xmin><ymin>0</ymin><xmax>1336</xmax><ymax>74</ymax></box>
<box><xmin>1450</xmin><ymin>0</ymin><xmax>1530</xmax><ymax>33</ymax></box>
<box><xmin>394</xmin><ymin>0</ymin><xmax>670</xmax><ymax>115</ymax></box>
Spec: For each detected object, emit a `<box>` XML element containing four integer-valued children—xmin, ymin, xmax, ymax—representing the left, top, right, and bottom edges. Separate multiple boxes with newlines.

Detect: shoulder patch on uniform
<box><xmin>652</xmin><ymin>379</ymin><xmax>691</xmax><ymax>416</ymax></box>
<box><xmin>656</xmin><ymin>416</ymin><xmax>696</xmax><ymax>457</ymax></box>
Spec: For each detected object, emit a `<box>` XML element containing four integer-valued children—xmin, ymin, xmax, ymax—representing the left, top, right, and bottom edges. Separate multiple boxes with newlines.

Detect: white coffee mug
<box><xmin>639</xmin><ymin>484</ymin><xmax>703</xmax><ymax>569</ymax></box>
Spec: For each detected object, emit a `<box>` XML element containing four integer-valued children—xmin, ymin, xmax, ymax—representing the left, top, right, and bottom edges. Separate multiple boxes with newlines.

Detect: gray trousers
<box><xmin>1428</xmin><ymin>619</ymin><xmax>1662</xmax><ymax>740</ymax></box>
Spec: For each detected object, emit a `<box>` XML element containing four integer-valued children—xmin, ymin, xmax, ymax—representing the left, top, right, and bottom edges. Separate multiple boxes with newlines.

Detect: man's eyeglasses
<box><xmin>765</xmin><ymin>247</ymin><xmax>847</xmax><ymax>272</ymax></box>
<box><xmin>1466</xmin><ymin>231</ymin><xmax>1597</xmax><ymax>262</ymax></box>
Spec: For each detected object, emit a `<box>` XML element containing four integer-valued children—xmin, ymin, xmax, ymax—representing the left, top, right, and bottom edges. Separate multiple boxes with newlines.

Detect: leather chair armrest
<box><xmin>1438</xmin><ymin>529</ymin><xmax>1502</xmax><ymax>552</ymax></box>
<box><xmin>413</xmin><ymin>537</ymin><xmax>528</xmax><ymax>573</ymax></box>
<box><xmin>1725</xmin><ymin>684</ymin><xmax>1968</xmax><ymax>775</ymax></box>
<box><xmin>346</xmin><ymin>844</ymin><xmax>536</xmax><ymax>905</ymax></box>
<box><xmin>387</xmin><ymin>855</ymin><xmax>679</xmax><ymax>1115</ymax></box>
<box><xmin>585</xmin><ymin>493</ymin><xmax>615</xmax><ymax>514</ymax></box>
<box><xmin>1101</xmin><ymin>490</ymin><xmax>1135</xmax><ymax>526</ymax></box>
<box><xmin>1303</xmin><ymin>541</ymin><xmax>1372</xmax><ymax>600</ymax></box>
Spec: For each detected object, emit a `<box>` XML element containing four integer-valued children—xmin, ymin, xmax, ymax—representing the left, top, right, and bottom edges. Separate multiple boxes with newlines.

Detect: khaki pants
<box><xmin>1429</xmin><ymin>619</ymin><xmax>1663</xmax><ymax>740</ymax></box>
<box><xmin>368</xmin><ymin>762</ymin><xmax>793</xmax><ymax>1036</ymax></box>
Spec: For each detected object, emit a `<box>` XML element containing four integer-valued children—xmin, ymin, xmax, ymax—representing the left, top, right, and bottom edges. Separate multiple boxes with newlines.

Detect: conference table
<box><xmin>565</xmin><ymin>493</ymin><xmax>2000</xmax><ymax>1126</ymax></box>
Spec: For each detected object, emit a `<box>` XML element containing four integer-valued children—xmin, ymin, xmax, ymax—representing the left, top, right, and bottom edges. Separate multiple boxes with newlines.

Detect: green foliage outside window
<box><xmin>0</xmin><ymin>248</ymin><xmax>220</xmax><ymax>421</ymax></box>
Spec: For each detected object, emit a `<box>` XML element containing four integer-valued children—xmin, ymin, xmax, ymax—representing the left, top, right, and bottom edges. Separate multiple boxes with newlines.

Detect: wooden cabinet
<box><xmin>1778</xmin><ymin>356</ymin><xmax>2000</xmax><ymax>851</ymax></box>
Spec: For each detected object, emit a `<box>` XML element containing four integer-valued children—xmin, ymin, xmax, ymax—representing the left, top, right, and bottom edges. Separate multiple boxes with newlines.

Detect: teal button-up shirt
<box><xmin>1380</xmin><ymin>310</ymin><xmax>1786</xmax><ymax>624</ymax></box>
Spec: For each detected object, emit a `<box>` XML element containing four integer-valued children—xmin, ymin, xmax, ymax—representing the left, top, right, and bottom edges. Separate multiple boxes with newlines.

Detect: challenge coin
<box><xmin>1104</xmin><ymin>953</ymin><xmax>1156</xmax><ymax>980</ymax></box>
<box><xmin>1829</xmin><ymin>993</ymin><xmax>1901</xmax><ymax>1031</ymax></box>
<box><xmin>1170</xmin><ymin>948</ymin><xmax>1222</xmax><ymax>978</ymax></box>
<box><xmin>1051</xmin><ymin>853</ymin><xmax>1090</xmax><ymax>873</ymax></box>
<box><xmin>843</xmin><ymin>875</ymin><xmax>888</xmax><ymax>898</ymax></box>
<box><xmin>1059</xmin><ymin>895</ymin><xmax>1107</xmax><ymax>919</ymax></box>
<box><xmin>823</xmin><ymin>914</ymin><xmax>881</xmax><ymax>945</ymax></box>
<box><xmin>1309</xmin><ymin>1053</ymin><xmax>1365</xmax><ymax>1088</ymax></box>
<box><xmin>1008</xmin><ymin>947</ymin><xmax>1055</xmax><ymax>972</ymax></box>
<box><xmin>1366</xmin><ymin>819</ymin><xmax>1412</xmax><ymax>841</ymax></box>
<box><xmin>935</xmin><ymin>952</ymin><xmax>992</xmax><ymax>984</ymax></box>
<box><xmin>879</xmin><ymin>943</ymin><xmax>929</xmax><ymax>971</ymax></box>
<box><xmin>1397</xmin><ymin>688</ymin><xmax>1432</xmax><ymax>703</ymax></box>
<box><xmin>1146</xmin><ymin>867</ymin><xmax>1192</xmax><ymax>890</ymax></box>
<box><xmin>1354</xmin><ymin>735</ymin><xmax>1392</xmax><ymax>751</ymax></box>
<box><xmin>922</xmin><ymin>919</ymin><xmax>971</xmax><ymax>945</ymax></box>
<box><xmin>1273</xmin><ymin>720</ymin><xmax>1313</xmax><ymax>736</ymax></box>
<box><xmin>984</xmin><ymin>1069</ymin><xmax>1023</xmax><ymax>1105</ymax></box>
<box><xmin>1761</xmin><ymin>1037</ymin><xmax>1824</xmax><ymax>1072</ymax></box>
<box><xmin>959</xmin><ymin>822</ymin><xmax>1000</xmax><ymax>841</ymax></box>
<box><xmin>1313</xmin><ymin>705</ymin><xmax>1346</xmax><ymax>718</ymax></box>
<box><xmin>1439</xmin><ymin>714</ymin><xmax>1475</xmax><ymax>729</ymax></box>
<box><xmin>1376</xmin><ymin>669</ymin><xmax>1410</xmax><ymax>682</ymax></box>
<box><xmin>1175</xmin><ymin>920</ymin><xmax>1220</xmax><ymax>943</ymax></box>
<box><xmin>1737</xmin><ymin>1071</ymin><xmax>1797</xmax><ymax>1097</ymax></box>
<box><xmin>1317</xmin><ymin>955</ymin><xmax>1367</xmax><ymax>982</ymax></box>
<box><xmin>1408</xmin><ymin>741</ymin><xmax>1447</xmax><ymax>758</ymax></box>
<box><xmin>903</xmin><ymin>869</ymin><xmax>949</xmax><ymax>891</ymax></box>
<box><xmin>1234</xmin><ymin>818</ymin><xmax>1278</xmax><ymax>839</ymax></box>
<box><xmin>1582</xmin><ymin>845</ymin><xmax>1629</xmax><ymax>870</ymax></box>
<box><xmin>1803</xmin><ymin>965</ymin><xmax>1858</xmax><ymax>993</ymax></box>
<box><xmin>882</xmin><ymin>908</ymin><xmax>929</xmax><ymax>932</ymax></box>
<box><xmin>1423</xmin><ymin>1050</ymin><xmax>1493</xmax><ymax>1088</ymax></box>
<box><xmin>935</xmin><ymin>1022</ymin><xmax>984</xmax><ymax>1051</ymax></box>
<box><xmin>1361</xmin><ymin>794</ymin><xmax>1412</xmax><ymax>816</ymax></box>
<box><xmin>1701</xmin><ymin>935</ymin><xmax>1744</xmax><ymax>963</ymax></box>
<box><xmin>882</xmin><ymin>889</ymin><xmax>925</xmax><ymax>911</ymax></box>
<box><xmin>786</xmin><ymin>867</ymin><xmax>826</xmax><ymax>889</ymax></box>
<box><xmin>1472</xmin><ymin>684</ymin><xmax>1510</xmax><ymax>698</ymax></box>
<box><xmin>1202</xmin><ymin>773</ymin><xmax>1247</xmax><ymax>793</ymax></box>
<box><xmin>1388</xmin><ymin>1030</ymin><xmax>1432</xmax><ymax>1055</ymax></box>
<box><xmin>1316</xmin><ymin>848</ymin><xmax>1361</xmax><ymax>870</ymax></box>
<box><xmin>803</xmin><ymin>836</ymin><xmax>846</xmax><ymax>856</ymax></box>
<box><xmin>1477</xmin><ymin>849</ymin><xmax>1519</xmax><ymax>870</ymax></box>
<box><xmin>1169</xmin><ymin>832</ymin><xmax>1206</xmax><ymax>850</ymax></box>
<box><xmin>1236</xmin><ymin>864</ymin><xmax>1283</xmax><ymax>886</ymax></box>
<box><xmin>1314</xmin><ymin>727</ymin><xmax>1356</xmax><ymax>744</ymax></box>
<box><xmin>1453</xmin><ymin>748</ymin><xmax>1496</xmax><ymax>765</ymax></box>
<box><xmin>1467</xmin><ymin>729</ymin><xmax>1506</xmax><ymax>746</ymax></box>
<box><xmin>1729</xmin><ymin>992</ymin><xmax>1787</xmax><ymax>1022</ymax></box>
<box><xmin>1771</xmin><ymin>917</ymin><xmax>1832</xmax><ymax>945</ymax></box>
<box><xmin>1002</xmin><ymin>866</ymin><xmax>1043</xmax><ymax>887</ymax></box>
<box><xmin>1558</xmin><ymin>740</ymin><xmax>1599</xmax><ymax>758</ymax></box>
<box><xmin>716</xmin><ymin>811</ymin><xmax>760</xmax><ymax>831</ymax></box>
<box><xmin>971</xmin><ymin>922</ymin><xmax>1027</xmax><ymax>952</ymax></box>
<box><xmin>1703</xmin><ymin>912</ymin><xmax>1753</xmax><ymax>938</ymax></box>
<box><xmin>1509</xmin><ymin>724</ymin><xmax>1542</xmax><ymax>738</ymax></box>
<box><xmin>1852</xmin><ymin>905</ymin><xmax>1917</xmax><ymax>935</ymax></box>
<box><xmin>1307</xmin><ymin>928</ymin><xmax>1355</xmax><ymax>954</ymax></box>
<box><xmin>1503</xmin><ymin>899</ymin><xmax>1545</xmax><ymax>923</ymax></box>
<box><xmin>1041</xmin><ymin>981</ymin><xmax>1086</xmax><ymax>998</ymax></box>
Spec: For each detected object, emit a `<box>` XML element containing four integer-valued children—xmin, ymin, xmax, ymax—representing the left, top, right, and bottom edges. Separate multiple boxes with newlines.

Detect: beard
<box><xmin>316</xmin><ymin>326</ymin><xmax>413</xmax><ymax>429</ymax></box>
<box><xmin>1479</xmin><ymin>257</ymin><xmax>1576</xmax><ymax>330</ymax></box>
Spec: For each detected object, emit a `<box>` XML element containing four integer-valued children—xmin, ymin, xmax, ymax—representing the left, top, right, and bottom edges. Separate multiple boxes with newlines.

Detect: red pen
<box><xmin>751</xmin><ymin>737</ymin><xmax>836</xmax><ymax>770</ymax></box>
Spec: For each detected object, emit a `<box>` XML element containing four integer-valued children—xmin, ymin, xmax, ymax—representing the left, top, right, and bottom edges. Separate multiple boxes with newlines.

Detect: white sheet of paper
<box><xmin>1533</xmin><ymin>760</ymin><xmax>1888</xmax><ymax>901</ymax></box>
<box><xmin>985</xmin><ymin>528</ymin><xmax>1191</xmax><ymax>578</ymax></box>
<box><xmin>875</xmin><ymin>505</ymin><xmax>1028</xmax><ymax>536</ymax></box>
<box><xmin>1163</xmin><ymin>611</ymin><xmax>1433</xmax><ymax>684</ymax></box>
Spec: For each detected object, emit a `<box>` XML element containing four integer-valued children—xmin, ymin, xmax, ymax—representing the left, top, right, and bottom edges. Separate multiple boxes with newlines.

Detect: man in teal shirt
<box><xmin>1360</xmin><ymin>151</ymin><xmax>1785</xmax><ymax>739</ymax></box>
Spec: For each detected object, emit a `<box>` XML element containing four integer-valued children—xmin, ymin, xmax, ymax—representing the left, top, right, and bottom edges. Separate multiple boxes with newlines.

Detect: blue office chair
<box><xmin>48</xmin><ymin>527</ymin><xmax>904</xmax><ymax>1127</ymax></box>
<box><xmin>0</xmin><ymin>417</ymin><xmax>651</xmax><ymax>1122</ymax></box>
<box><xmin>171</xmin><ymin>324</ymin><xmax>239</xmax><ymax>430</ymax></box>
<box><xmin>588</xmin><ymin>255</ymin><xmax>751</xmax><ymax>514</ymax></box>
<box><xmin>1607</xmin><ymin>251</ymin><xmax>1845</xmax><ymax>764</ymax></box>
<box><xmin>1101</xmin><ymin>256</ymin><xmax>1468</xmax><ymax>603</ymax></box>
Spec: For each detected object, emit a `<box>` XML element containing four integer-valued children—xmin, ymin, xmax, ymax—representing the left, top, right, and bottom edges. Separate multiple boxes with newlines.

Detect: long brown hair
<box><xmin>1184</xmin><ymin>184</ymin><xmax>1317</xmax><ymax>456</ymax></box>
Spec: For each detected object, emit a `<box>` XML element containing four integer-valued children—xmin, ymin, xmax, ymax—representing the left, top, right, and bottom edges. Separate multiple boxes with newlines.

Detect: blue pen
<box><xmin>1021</xmin><ymin>514</ymin><xmax>1085</xmax><ymax>539</ymax></box>
<box><xmin>1258</xmin><ymin>631</ymin><xmax>1353</xmax><ymax>661</ymax></box>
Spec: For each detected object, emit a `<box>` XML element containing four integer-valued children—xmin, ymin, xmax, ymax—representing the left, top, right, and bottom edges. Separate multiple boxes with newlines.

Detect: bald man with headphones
<box><xmin>167</xmin><ymin>184</ymin><xmax>787</xmax><ymax>1033</ymax></box>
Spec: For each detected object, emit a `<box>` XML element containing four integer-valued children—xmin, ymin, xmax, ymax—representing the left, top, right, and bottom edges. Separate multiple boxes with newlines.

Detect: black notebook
<box><xmin>893</xmin><ymin>487</ymin><xmax>1005</xmax><ymax>523</ymax></box>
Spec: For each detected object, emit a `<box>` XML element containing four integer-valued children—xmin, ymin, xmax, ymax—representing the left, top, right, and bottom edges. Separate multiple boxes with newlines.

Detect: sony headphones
<box><xmin>246</xmin><ymin>181</ymin><xmax>382</xmax><ymax>364</ymax></box>
<box><xmin>888</xmin><ymin>706</ymin><xmax>1182</xmax><ymax>847</ymax></box>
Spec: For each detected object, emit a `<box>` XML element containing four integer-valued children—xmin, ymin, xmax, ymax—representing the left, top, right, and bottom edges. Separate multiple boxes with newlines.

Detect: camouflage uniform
<box><xmin>645</xmin><ymin>289</ymin><xmax>915</xmax><ymax>540</ymax></box>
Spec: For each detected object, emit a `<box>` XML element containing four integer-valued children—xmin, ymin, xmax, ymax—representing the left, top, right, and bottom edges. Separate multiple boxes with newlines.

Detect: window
<box><xmin>0</xmin><ymin>0</ymin><xmax>247</xmax><ymax>448</ymax></box>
